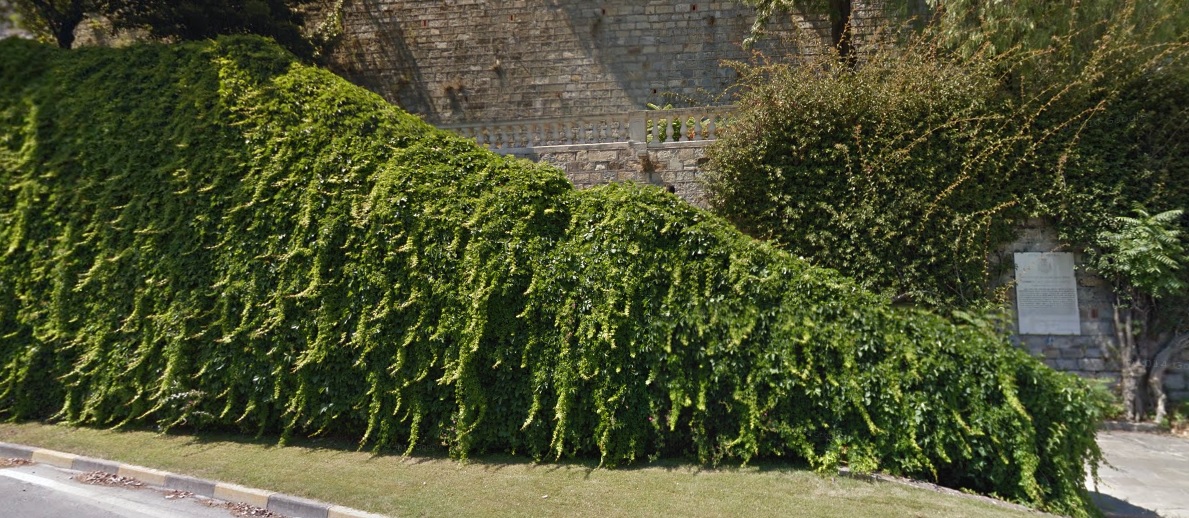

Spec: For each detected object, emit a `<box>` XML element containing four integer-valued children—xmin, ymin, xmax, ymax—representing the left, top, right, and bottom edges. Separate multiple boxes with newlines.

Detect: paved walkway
<box><xmin>1091</xmin><ymin>431</ymin><xmax>1189</xmax><ymax>518</ymax></box>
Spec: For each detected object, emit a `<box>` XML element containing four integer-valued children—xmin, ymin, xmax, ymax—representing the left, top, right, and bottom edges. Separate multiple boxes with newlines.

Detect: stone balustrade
<box><xmin>441</xmin><ymin>106</ymin><xmax>733</xmax><ymax>152</ymax></box>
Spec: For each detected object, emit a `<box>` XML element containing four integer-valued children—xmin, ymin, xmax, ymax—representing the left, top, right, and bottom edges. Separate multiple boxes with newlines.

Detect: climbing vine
<box><xmin>0</xmin><ymin>36</ymin><xmax>1101</xmax><ymax>516</ymax></box>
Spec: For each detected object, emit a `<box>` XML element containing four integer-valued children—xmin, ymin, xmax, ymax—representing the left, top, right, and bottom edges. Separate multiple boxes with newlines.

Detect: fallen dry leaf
<box><xmin>74</xmin><ymin>471</ymin><xmax>146</xmax><ymax>489</ymax></box>
<box><xmin>218</xmin><ymin>501</ymin><xmax>287</xmax><ymax>517</ymax></box>
<box><xmin>1</xmin><ymin>458</ymin><xmax>33</xmax><ymax>468</ymax></box>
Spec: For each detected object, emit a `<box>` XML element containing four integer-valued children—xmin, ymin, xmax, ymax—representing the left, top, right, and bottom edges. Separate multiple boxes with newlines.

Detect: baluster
<box><xmin>708</xmin><ymin>115</ymin><xmax>718</xmax><ymax>140</ymax></box>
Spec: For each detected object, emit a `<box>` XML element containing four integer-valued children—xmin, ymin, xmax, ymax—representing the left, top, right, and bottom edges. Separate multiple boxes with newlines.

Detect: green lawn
<box><xmin>0</xmin><ymin>422</ymin><xmax>1042</xmax><ymax>517</ymax></box>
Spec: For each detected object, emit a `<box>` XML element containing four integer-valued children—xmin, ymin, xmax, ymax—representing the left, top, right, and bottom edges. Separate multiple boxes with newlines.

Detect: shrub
<box><xmin>705</xmin><ymin>43</ymin><xmax>1043</xmax><ymax>307</ymax></box>
<box><xmin>0</xmin><ymin>37</ymin><xmax>1101</xmax><ymax>515</ymax></box>
<box><xmin>707</xmin><ymin>8</ymin><xmax>1189</xmax><ymax>310</ymax></box>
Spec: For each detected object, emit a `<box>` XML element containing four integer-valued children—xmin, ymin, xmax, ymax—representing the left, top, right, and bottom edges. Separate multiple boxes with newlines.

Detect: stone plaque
<box><xmin>1015</xmin><ymin>252</ymin><xmax>1080</xmax><ymax>335</ymax></box>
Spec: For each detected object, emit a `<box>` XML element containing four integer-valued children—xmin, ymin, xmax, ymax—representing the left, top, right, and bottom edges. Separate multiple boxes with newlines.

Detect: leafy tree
<box><xmin>5</xmin><ymin>0</ymin><xmax>315</xmax><ymax>55</ymax></box>
<box><xmin>922</xmin><ymin>0</ymin><xmax>1188</xmax><ymax>58</ymax></box>
<box><xmin>1093</xmin><ymin>209</ymin><xmax>1188</xmax><ymax>423</ymax></box>
<box><xmin>6</xmin><ymin>0</ymin><xmax>90</xmax><ymax>48</ymax></box>
<box><xmin>106</xmin><ymin>0</ymin><xmax>316</xmax><ymax>57</ymax></box>
<box><xmin>740</xmin><ymin>0</ymin><xmax>1188</xmax><ymax>60</ymax></box>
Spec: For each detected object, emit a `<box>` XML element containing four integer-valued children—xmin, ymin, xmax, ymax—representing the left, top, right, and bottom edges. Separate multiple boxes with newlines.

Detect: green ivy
<box><xmin>0</xmin><ymin>36</ymin><xmax>1101</xmax><ymax>516</ymax></box>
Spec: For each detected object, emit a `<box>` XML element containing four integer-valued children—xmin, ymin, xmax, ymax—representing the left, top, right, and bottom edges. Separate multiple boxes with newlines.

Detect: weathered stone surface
<box><xmin>312</xmin><ymin>0</ymin><xmax>891</xmax><ymax>124</ymax></box>
<box><xmin>1060</xmin><ymin>347</ymin><xmax>1086</xmax><ymax>359</ymax></box>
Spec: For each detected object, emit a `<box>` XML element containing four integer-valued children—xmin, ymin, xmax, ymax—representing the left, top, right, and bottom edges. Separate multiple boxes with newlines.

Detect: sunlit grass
<box><xmin>0</xmin><ymin>422</ymin><xmax>1041</xmax><ymax>517</ymax></box>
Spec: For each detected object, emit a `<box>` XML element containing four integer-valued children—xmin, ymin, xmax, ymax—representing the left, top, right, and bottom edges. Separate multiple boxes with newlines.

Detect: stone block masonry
<box><xmin>513</xmin><ymin>141</ymin><xmax>711</xmax><ymax>206</ymax></box>
<box><xmin>317</xmin><ymin>0</ymin><xmax>890</xmax><ymax>124</ymax></box>
<box><xmin>998</xmin><ymin>219</ymin><xmax>1189</xmax><ymax>401</ymax></box>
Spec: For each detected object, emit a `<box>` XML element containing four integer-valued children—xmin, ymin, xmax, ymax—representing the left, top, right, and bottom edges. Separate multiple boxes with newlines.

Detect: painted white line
<box><xmin>0</xmin><ymin>468</ymin><xmax>168</xmax><ymax>518</ymax></box>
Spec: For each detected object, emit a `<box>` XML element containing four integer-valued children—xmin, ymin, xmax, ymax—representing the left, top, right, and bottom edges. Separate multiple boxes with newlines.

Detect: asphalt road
<box><xmin>0</xmin><ymin>463</ymin><xmax>240</xmax><ymax>518</ymax></box>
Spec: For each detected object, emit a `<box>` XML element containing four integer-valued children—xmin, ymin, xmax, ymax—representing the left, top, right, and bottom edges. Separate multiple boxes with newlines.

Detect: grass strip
<box><xmin>0</xmin><ymin>422</ymin><xmax>1040</xmax><ymax>517</ymax></box>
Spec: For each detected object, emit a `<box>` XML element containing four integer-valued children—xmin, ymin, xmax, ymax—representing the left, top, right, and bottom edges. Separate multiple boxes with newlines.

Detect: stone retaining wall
<box><xmin>316</xmin><ymin>0</ymin><xmax>895</xmax><ymax>124</ymax></box>
<box><xmin>505</xmin><ymin>141</ymin><xmax>712</xmax><ymax>206</ymax></box>
<box><xmin>1000</xmin><ymin>219</ymin><xmax>1189</xmax><ymax>401</ymax></box>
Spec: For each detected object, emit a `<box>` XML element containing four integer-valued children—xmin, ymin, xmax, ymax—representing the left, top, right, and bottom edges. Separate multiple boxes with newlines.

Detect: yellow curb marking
<box><xmin>31</xmin><ymin>449</ymin><xmax>77</xmax><ymax>468</ymax></box>
<box><xmin>214</xmin><ymin>482</ymin><xmax>273</xmax><ymax>508</ymax></box>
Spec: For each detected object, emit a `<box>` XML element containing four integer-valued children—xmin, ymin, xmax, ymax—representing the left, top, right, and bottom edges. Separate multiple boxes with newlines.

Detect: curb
<box><xmin>1097</xmin><ymin>421</ymin><xmax>1165</xmax><ymax>434</ymax></box>
<box><xmin>0</xmin><ymin>441</ymin><xmax>388</xmax><ymax>518</ymax></box>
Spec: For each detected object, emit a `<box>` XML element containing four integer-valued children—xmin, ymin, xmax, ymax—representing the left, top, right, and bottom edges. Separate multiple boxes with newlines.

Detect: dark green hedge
<box><xmin>0</xmin><ymin>37</ymin><xmax>1100</xmax><ymax>515</ymax></box>
<box><xmin>704</xmin><ymin>49</ymin><xmax>1041</xmax><ymax>307</ymax></box>
<box><xmin>705</xmin><ymin>34</ymin><xmax>1189</xmax><ymax>309</ymax></box>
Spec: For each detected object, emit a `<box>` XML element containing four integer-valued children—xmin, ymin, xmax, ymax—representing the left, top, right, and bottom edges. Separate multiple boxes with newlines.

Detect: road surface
<box><xmin>0</xmin><ymin>462</ymin><xmax>260</xmax><ymax>518</ymax></box>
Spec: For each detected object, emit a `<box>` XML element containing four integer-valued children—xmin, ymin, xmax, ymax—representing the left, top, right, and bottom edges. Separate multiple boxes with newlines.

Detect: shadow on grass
<box><xmin>68</xmin><ymin>421</ymin><xmax>822</xmax><ymax>480</ymax></box>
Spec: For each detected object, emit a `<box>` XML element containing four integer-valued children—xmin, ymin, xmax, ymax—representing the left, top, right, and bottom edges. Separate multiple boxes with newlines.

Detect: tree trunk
<box><xmin>1148</xmin><ymin>333</ymin><xmax>1189</xmax><ymax>423</ymax></box>
<box><xmin>1113</xmin><ymin>302</ymin><xmax>1144</xmax><ymax>421</ymax></box>
<box><xmin>53</xmin><ymin>20</ymin><xmax>77</xmax><ymax>48</ymax></box>
<box><xmin>827</xmin><ymin>0</ymin><xmax>854</xmax><ymax>65</ymax></box>
<box><xmin>26</xmin><ymin>0</ymin><xmax>84</xmax><ymax>48</ymax></box>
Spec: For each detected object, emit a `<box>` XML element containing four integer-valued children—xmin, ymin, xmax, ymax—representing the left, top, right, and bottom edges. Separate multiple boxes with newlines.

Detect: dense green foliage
<box><xmin>6</xmin><ymin>0</ymin><xmax>315</xmax><ymax>54</ymax></box>
<box><xmin>706</xmin><ymin>46</ymin><xmax>1038</xmax><ymax>306</ymax></box>
<box><xmin>1095</xmin><ymin>209</ymin><xmax>1186</xmax><ymax>301</ymax></box>
<box><xmin>708</xmin><ymin>8</ymin><xmax>1189</xmax><ymax>308</ymax></box>
<box><xmin>0</xmin><ymin>37</ymin><xmax>1102</xmax><ymax>515</ymax></box>
<box><xmin>106</xmin><ymin>0</ymin><xmax>316</xmax><ymax>57</ymax></box>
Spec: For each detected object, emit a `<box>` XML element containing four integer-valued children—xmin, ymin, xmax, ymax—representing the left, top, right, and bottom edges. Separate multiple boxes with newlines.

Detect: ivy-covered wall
<box><xmin>0</xmin><ymin>37</ymin><xmax>1104</xmax><ymax>516</ymax></box>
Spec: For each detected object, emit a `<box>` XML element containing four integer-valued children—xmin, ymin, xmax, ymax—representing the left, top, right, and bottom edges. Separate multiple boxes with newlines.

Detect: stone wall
<box><xmin>999</xmin><ymin>219</ymin><xmax>1189</xmax><ymax>401</ymax></box>
<box><xmin>510</xmin><ymin>141</ymin><xmax>711</xmax><ymax>205</ymax></box>
<box><xmin>318</xmin><ymin>0</ymin><xmax>895</xmax><ymax>124</ymax></box>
